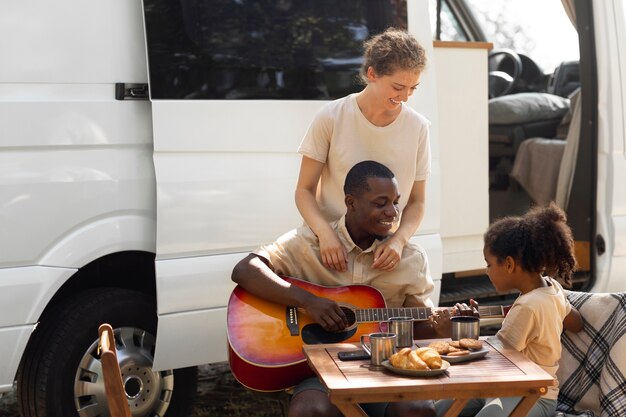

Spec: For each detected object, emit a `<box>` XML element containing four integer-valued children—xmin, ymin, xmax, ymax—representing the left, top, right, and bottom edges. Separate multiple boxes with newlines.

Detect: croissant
<box><xmin>415</xmin><ymin>347</ymin><xmax>442</xmax><ymax>370</ymax></box>
<box><xmin>408</xmin><ymin>350</ymin><xmax>429</xmax><ymax>370</ymax></box>
<box><xmin>389</xmin><ymin>348</ymin><xmax>412</xmax><ymax>368</ymax></box>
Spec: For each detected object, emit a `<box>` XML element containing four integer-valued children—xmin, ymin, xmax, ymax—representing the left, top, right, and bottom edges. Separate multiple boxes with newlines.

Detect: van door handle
<box><xmin>596</xmin><ymin>234</ymin><xmax>606</xmax><ymax>256</ymax></box>
<box><xmin>115</xmin><ymin>83</ymin><xmax>149</xmax><ymax>100</ymax></box>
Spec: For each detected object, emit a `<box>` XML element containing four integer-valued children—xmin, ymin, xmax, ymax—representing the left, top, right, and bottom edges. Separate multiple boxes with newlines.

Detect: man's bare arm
<box><xmin>231</xmin><ymin>254</ymin><xmax>348</xmax><ymax>331</ymax></box>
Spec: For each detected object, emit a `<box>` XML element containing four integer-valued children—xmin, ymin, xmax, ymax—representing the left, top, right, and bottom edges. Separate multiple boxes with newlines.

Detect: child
<box><xmin>436</xmin><ymin>203</ymin><xmax>583</xmax><ymax>417</ymax></box>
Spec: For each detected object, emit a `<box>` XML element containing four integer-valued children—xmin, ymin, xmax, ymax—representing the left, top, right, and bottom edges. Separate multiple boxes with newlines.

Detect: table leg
<box><xmin>332</xmin><ymin>399</ymin><xmax>369</xmax><ymax>417</ymax></box>
<box><xmin>508</xmin><ymin>394</ymin><xmax>541</xmax><ymax>417</ymax></box>
<box><xmin>442</xmin><ymin>398</ymin><xmax>469</xmax><ymax>417</ymax></box>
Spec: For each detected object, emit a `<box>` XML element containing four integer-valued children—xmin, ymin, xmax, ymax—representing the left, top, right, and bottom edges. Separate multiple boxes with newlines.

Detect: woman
<box><xmin>296</xmin><ymin>27</ymin><xmax>430</xmax><ymax>272</ymax></box>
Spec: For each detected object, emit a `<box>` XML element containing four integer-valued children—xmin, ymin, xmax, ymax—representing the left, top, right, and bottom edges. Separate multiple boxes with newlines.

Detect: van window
<box><xmin>144</xmin><ymin>0</ymin><xmax>407</xmax><ymax>100</ymax></box>
<box><xmin>465</xmin><ymin>0</ymin><xmax>578</xmax><ymax>73</ymax></box>
<box><xmin>428</xmin><ymin>0</ymin><xmax>470</xmax><ymax>42</ymax></box>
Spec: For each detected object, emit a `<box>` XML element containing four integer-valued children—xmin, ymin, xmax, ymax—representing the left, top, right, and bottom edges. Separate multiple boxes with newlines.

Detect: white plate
<box><xmin>381</xmin><ymin>359</ymin><xmax>450</xmax><ymax>377</ymax></box>
<box><xmin>441</xmin><ymin>347</ymin><xmax>489</xmax><ymax>364</ymax></box>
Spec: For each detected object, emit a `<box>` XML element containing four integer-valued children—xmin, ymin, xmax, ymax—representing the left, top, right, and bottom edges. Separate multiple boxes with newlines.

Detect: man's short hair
<box><xmin>344</xmin><ymin>160</ymin><xmax>395</xmax><ymax>196</ymax></box>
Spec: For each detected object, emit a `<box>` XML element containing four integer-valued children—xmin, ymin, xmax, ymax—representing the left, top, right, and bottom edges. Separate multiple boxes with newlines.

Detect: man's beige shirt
<box><xmin>254</xmin><ymin>217</ymin><xmax>434</xmax><ymax>308</ymax></box>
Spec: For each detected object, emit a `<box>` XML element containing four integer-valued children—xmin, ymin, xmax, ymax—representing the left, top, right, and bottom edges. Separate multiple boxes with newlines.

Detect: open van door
<box><xmin>592</xmin><ymin>0</ymin><xmax>626</xmax><ymax>292</ymax></box>
<box><xmin>432</xmin><ymin>0</ymin><xmax>626</xmax><ymax>300</ymax></box>
<box><xmin>142</xmin><ymin>0</ymin><xmax>442</xmax><ymax>369</ymax></box>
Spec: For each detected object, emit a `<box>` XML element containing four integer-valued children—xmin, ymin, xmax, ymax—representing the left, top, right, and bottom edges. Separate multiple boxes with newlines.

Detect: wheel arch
<box><xmin>37</xmin><ymin>250</ymin><xmax>158</xmax><ymax>325</ymax></box>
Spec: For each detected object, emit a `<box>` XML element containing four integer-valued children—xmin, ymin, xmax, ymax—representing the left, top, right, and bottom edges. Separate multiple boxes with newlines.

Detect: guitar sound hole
<box><xmin>341</xmin><ymin>307</ymin><xmax>356</xmax><ymax>326</ymax></box>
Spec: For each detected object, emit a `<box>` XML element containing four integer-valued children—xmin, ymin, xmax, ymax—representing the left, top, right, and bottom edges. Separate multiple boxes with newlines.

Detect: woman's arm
<box><xmin>373</xmin><ymin>180</ymin><xmax>426</xmax><ymax>270</ymax></box>
<box><xmin>295</xmin><ymin>156</ymin><xmax>347</xmax><ymax>271</ymax></box>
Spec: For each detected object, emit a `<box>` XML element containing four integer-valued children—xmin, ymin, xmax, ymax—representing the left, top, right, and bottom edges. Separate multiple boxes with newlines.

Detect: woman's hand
<box><xmin>318</xmin><ymin>228</ymin><xmax>348</xmax><ymax>272</ymax></box>
<box><xmin>372</xmin><ymin>235</ymin><xmax>404</xmax><ymax>271</ymax></box>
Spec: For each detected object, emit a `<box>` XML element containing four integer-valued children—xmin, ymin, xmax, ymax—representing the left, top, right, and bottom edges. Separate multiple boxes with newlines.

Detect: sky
<box><xmin>467</xmin><ymin>0</ymin><xmax>579</xmax><ymax>73</ymax></box>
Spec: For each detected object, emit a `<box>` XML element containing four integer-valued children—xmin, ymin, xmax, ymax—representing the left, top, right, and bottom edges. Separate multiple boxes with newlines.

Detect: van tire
<box><xmin>16</xmin><ymin>288</ymin><xmax>197</xmax><ymax>417</ymax></box>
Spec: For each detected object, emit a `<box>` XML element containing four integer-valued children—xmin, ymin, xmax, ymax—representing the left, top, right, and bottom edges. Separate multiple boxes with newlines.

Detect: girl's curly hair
<box><xmin>484</xmin><ymin>203</ymin><xmax>577</xmax><ymax>287</ymax></box>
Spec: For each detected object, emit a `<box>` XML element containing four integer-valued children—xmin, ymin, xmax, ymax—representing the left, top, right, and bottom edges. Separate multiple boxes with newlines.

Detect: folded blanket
<box><xmin>556</xmin><ymin>291</ymin><xmax>626</xmax><ymax>417</ymax></box>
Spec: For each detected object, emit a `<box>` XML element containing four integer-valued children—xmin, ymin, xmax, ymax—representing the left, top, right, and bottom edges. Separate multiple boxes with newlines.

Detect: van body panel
<box><xmin>153</xmin><ymin>150</ymin><xmax>303</xmax><ymax>258</ymax></box>
<box><xmin>0</xmin><ymin>267</ymin><xmax>70</xmax><ymax>390</ymax></box>
<box><xmin>37</xmin><ymin>215</ymin><xmax>156</xmax><ymax>267</ymax></box>
<box><xmin>149</xmin><ymin>2</ymin><xmax>443</xmax><ymax>366</ymax></box>
<box><xmin>0</xmin><ymin>145</ymin><xmax>155</xmax><ymax>267</ymax></box>
<box><xmin>434</xmin><ymin>43</ymin><xmax>490</xmax><ymax>273</ymax></box>
<box><xmin>153</xmin><ymin>308</ymin><xmax>228</xmax><ymax>370</ymax></box>
<box><xmin>0</xmin><ymin>267</ymin><xmax>75</xmax><ymax>327</ymax></box>
<box><xmin>0</xmin><ymin>0</ymin><xmax>147</xmax><ymax>83</ymax></box>
<box><xmin>592</xmin><ymin>0</ymin><xmax>626</xmax><ymax>292</ymax></box>
<box><xmin>0</xmin><ymin>326</ymin><xmax>33</xmax><ymax>393</ymax></box>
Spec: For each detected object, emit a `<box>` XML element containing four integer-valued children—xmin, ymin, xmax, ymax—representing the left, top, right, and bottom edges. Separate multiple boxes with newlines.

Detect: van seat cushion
<box><xmin>489</xmin><ymin>93</ymin><xmax>570</xmax><ymax>125</ymax></box>
<box><xmin>556</xmin><ymin>291</ymin><xmax>626</xmax><ymax>417</ymax></box>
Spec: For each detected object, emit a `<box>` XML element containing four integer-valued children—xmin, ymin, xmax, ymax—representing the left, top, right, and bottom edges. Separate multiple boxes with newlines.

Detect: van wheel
<box><xmin>16</xmin><ymin>288</ymin><xmax>197</xmax><ymax>417</ymax></box>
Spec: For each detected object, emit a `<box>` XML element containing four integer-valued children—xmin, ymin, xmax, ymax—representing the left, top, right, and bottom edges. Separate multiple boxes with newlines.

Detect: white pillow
<box><xmin>489</xmin><ymin>92</ymin><xmax>570</xmax><ymax>125</ymax></box>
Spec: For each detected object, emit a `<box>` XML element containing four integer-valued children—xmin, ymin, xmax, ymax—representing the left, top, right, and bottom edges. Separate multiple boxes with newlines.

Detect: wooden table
<box><xmin>303</xmin><ymin>337</ymin><xmax>555</xmax><ymax>417</ymax></box>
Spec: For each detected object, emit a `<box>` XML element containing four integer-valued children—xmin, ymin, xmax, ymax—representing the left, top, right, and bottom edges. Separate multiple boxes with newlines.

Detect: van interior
<box><xmin>432</xmin><ymin>0</ymin><xmax>594</xmax><ymax>307</ymax></box>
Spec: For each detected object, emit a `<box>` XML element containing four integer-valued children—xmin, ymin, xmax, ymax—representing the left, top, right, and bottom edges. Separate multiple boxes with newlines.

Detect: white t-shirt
<box><xmin>497</xmin><ymin>277</ymin><xmax>572</xmax><ymax>400</ymax></box>
<box><xmin>298</xmin><ymin>93</ymin><xmax>431</xmax><ymax>222</ymax></box>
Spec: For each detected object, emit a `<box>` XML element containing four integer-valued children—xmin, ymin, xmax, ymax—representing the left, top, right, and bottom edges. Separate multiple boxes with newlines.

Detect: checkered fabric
<box><xmin>555</xmin><ymin>291</ymin><xmax>626</xmax><ymax>417</ymax></box>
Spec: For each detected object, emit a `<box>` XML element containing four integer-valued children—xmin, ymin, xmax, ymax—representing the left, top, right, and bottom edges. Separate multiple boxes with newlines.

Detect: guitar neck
<box><xmin>353</xmin><ymin>305</ymin><xmax>507</xmax><ymax>323</ymax></box>
<box><xmin>477</xmin><ymin>305</ymin><xmax>508</xmax><ymax>318</ymax></box>
<box><xmin>354</xmin><ymin>307</ymin><xmax>433</xmax><ymax>322</ymax></box>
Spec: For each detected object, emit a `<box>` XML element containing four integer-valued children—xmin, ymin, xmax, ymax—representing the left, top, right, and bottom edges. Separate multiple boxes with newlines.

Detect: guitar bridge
<box><xmin>286</xmin><ymin>306</ymin><xmax>299</xmax><ymax>336</ymax></box>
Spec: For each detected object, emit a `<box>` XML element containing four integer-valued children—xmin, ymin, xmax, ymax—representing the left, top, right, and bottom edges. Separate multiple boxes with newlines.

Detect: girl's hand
<box><xmin>430</xmin><ymin>308</ymin><xmax>452</xmax><ymax>338</ymax></box>
<box><xmin>372</xmin><ymin>236</ymin><xmax>403</xmax><ymax>271</ymax></box>
<box><xmin>452</xmin><ymin>299</ymin><xmax>480</xmax><ymax>317</ymax></box>
<box><xmin>318</xmin><ymin>229</ymin><xmax>348</xmax><ymax>272</ymax></box>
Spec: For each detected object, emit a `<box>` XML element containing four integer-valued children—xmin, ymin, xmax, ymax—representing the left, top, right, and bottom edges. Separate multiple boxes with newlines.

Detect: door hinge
<box><xmin>115</xmin><ymin>83</ymin><xmax>149</xmax><ymax>100</ymax></box>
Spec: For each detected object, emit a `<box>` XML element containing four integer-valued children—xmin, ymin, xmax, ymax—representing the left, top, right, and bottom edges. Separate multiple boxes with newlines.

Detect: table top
<box><xmin>302</xmin><ymin>336</ymin><xmax>555</xmax><ymax>403</ymax></box>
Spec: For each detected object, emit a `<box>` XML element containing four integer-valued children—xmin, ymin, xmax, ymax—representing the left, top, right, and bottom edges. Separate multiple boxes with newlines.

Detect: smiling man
<box><xmin>231</xmin><ymin>160</ymin><xmax>436</xmax><ymax>417</ymax></box>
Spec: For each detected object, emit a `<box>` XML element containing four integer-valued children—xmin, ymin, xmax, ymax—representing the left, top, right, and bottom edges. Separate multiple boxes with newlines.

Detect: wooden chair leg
<box><xmin>98</xmin><ymin>323</ymin><xmax>133</xmax><ymax>417</ymax></box>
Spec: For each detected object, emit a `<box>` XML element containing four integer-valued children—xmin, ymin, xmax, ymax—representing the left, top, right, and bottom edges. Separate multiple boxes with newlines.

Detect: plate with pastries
<box><xmin>382</xmin><ymin>347</ymin><xmax>450</xmax><ymax>377</ymax></box>
<box><xmin>426</xmin><ymin>339</ymin><xmax>489</xmax><ymax>364</ymax></box>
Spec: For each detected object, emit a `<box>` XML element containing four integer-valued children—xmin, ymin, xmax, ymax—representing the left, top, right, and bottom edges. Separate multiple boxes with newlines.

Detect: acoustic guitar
<box><xmin>227</xmin><ymin>276</ymin><xmax>508</xmax><ymax>392</ymax></box>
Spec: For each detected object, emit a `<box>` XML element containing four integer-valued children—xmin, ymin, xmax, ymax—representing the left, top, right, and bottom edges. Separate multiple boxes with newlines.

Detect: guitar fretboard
<box><xmin>351</xmin><ymin>305</ymin><xmax>505</xmax><ymax>323</ymax></box>
<box><xmin>353</xmin><ymin>307</ymin><xmax>432</xmax><ymax>322</ymax></box>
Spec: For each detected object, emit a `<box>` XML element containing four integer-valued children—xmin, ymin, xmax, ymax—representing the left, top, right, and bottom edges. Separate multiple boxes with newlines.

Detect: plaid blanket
<box><xmin>556</xmin><ymin>291</ymin><xmax>626</xmax><ymax>417</ymax></box>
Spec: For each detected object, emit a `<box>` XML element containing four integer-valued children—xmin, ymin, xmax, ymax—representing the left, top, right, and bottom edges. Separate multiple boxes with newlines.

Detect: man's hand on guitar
<box><xmin>303</xmin><ymin>295</ymin><xmax>349</xmax><ymax>332</ymax></box>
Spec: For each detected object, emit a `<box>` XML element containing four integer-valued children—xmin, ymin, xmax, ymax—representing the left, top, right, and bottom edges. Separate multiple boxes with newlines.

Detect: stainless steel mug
<box><xmin>451</xmin><ymin>316</ymin><xmax>480</xmax><ymax>340</ymax></box>
<box><xmin>380</xmin><ymin>316</ymin><xmax>414</xmax><ymax>347</ymax></box>
<box><xmin>360</xmin><ymin>332</ymin><xmax>396</xmax><ymax>367</ymax></box>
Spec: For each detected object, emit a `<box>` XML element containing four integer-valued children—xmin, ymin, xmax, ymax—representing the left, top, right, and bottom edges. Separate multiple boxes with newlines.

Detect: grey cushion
<box><xmin>489</xmin><ymin>93</ymin><xmax>570</xmax><ymax>125</ymax></box>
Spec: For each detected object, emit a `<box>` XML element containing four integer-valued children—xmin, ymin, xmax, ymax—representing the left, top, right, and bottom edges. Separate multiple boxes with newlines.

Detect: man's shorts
<box><xmin>292</xmin><ymin>377</ymin><xmax>389</xmax><ymax>417</ymax></box>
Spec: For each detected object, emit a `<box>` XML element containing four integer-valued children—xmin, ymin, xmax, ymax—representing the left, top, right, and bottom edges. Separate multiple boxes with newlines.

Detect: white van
<box><xmin>1</xmin><ymin>0</ymin><xmax>624</xmax><ymax>416</ymax></box>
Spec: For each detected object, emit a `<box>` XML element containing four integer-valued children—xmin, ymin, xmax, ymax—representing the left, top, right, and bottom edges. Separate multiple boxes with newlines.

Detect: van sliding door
<box><xmin>142</xmin><ymin>0</ymin><xmax>440</xmax><ymax>370</ymax></box>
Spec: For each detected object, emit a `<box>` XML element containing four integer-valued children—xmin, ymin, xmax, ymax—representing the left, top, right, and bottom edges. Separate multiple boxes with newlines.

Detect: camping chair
<box><xmin>98</xmin><ymin>323</ymin><xmax>133</xmax><ymax>417</ymax></box>
<box><xmin>556</xmin><ymin>291</ymin><xmax>626</xmax><ymax>417</ymax></box>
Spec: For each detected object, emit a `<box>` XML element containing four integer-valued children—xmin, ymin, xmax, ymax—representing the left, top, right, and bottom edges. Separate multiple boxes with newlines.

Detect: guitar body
<box><xmin>227</xmin><ymin>277</ymin><xmax>385</xmax><ymax>391</ymax></box>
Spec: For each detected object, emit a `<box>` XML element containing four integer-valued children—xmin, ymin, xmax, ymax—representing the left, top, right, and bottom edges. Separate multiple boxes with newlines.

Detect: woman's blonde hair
<box><xmin>359</xmin><ymin>27</ymin><xmax>427</xmax><ymax>84</ymax></box>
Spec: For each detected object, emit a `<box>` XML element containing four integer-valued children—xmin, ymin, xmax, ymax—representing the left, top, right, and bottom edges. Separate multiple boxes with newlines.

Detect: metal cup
<box><xmin>380</xmin><ymin>316</ymin><xmax>414</xmax><ymax>347</ymax></box>
<box><xmin>451</xmin><ymin>316</ymin><xmax>480</xmax><ymax>340</ymax></box>
<box><xmin>360</xmin><ymin>332</ymin><xmax>396</xmax><ymax>367</ymax></box>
